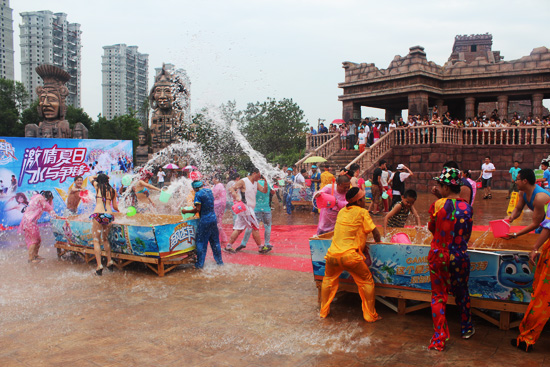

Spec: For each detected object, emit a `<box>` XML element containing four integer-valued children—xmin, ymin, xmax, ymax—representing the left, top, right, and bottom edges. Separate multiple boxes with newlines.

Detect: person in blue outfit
<box><xmin>181</xmin><ymin>180</ymin><xmax>224</xmax><ymax>269</ymax></box>
<box><xmin>284</xmin><ymin>168</ymin><xmax>295</xmax><ymax>215</ymax></box>
<box><xmin>310</xmin><ymin>165</ymin><xmax>321</xmax><ymax>213</ymax></box>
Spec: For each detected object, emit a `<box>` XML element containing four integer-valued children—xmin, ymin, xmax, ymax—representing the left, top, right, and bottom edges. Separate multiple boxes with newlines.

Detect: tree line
<box><xmin>0</xmin><ymin>78</ymin><xmax>308</xmax><ymax>170</ymax></box>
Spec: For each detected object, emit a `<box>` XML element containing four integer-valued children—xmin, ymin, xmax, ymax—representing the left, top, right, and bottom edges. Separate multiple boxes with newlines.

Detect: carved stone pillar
<box><xmin>465</xmin><ymin>97</ymin><xmax>476</xmax><ymax>119</ymax></box>
<box><xmin>497</xmin><ymin>95</ymin><xmax>508</xmax><ymax>121</ymax></box>
<box><xmin>352</xmin><ymin>103</ymin><xmax>361</xmax><ymax>121</ymax></box>
<box><xmin>342</xmin><ymin>101</ymin><xmax>354</xmax><ymax>122</ymax></box>
<box><xmin>532</xmin><ymin>93</ymin><xmax>544</xmax><ymax>118</ymax></box>
<box><xmin>408</xmin><ymin>92</ymin><xmax>429</xmax><ymax>117</ymax></box>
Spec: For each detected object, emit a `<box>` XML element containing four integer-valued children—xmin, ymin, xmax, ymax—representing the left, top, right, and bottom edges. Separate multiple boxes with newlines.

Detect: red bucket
<box><xmin>489</xmin><ymin>219</ymin><xmax>510</xmax><ymax>238</ymax></box>
<box><xmin>476</xmin><ymin>181</ymin><xmax>482</xmax><ymax>188</ymax></box>
<box><xmin>232</xmin><ymin>201</ymin><xmax>246</xmax><ymax>215</ymax></box>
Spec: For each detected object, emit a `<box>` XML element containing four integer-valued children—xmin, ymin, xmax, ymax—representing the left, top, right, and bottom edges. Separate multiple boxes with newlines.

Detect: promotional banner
<box><xmin>309</xmin><ymin>239</ymin><xmax>534</xmax><ymax>303</ymax></box>
<box><xmin>0</xmin><ymin>137</ymin><xmax>133</xmax><ymax>229</ymax></box>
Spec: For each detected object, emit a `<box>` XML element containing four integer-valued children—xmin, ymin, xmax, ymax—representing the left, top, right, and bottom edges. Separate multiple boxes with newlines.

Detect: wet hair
<box><xmin>74</xmin><ymin>175</ymin><xmax>83</xmax><ymax>182</ymax></box>
<box><xmin>229</xmin><ymin>172</ymin><xmax>239</xmax><ymax>181</ymax></box>
<box><xmin>403</xmin><ymin>190</ymin><xmax>417</xmax><ymax>199</ymax></box>
<box><xmin>301</xmin><ymin>169</ymin><xmax>306</xmax><ymax>174</ymax></box>
<box><xmin>40</xmin><ymin>190</ymin><xmax>53</xmax><ymax>201</ymax></box>
<box><xmin>379</xmin><ymin>160</ymin><xmax>386</xmax><ymax>166</ymax></box>
<box><xmin>542</xmin><ymin>161</ymin><xmax>549</xmax><ymax>168</ymax></box>
<box><xmin>96</xmin><ymin>173</ymin><xmax>114</xmax><ymax>203</ymax></box>
<box><xmin>15</xmin><ymin>192</ymin><xmax>29</xmax><ymax>205</ymax></box>
<box><xmin>463</xmin><ymin>169</ymin><xmax>472</xmax><ymax>178</ymax></box>
<box><xmin>350</xmin><ymin>163</ymin><xmax>360</xmax><ymax>172</ymax></box>
<box><xmin>443</xmin><ymin>161</ymin><xmax>459</xmax><ymax>169</ymax></box>
<box><xmin>517</xmin><ymin>168</ymin><xmax>536</xmax><ymax>185</ymax></box>
<box><xmin>345</xmin><ymin>187</ymin><xmax>361</xmax><ymax>202</ymax></box>
<box><xmin>250</xmin><ymin>167</ymin><xmax>260</xmax><ymax>174</ymax></box>
<box><xmin>336</xmin><ymin>174</ymin><xmax>351</xmax><ymax>184</ymax></box>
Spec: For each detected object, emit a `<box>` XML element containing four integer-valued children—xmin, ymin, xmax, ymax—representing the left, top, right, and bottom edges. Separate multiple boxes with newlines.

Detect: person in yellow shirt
<box><xmin>319</xmin><ymin>186</ymin><xmax>382</xmax><ymax>322</ymax></box>
<box><xmin>320</xmin><ymin>164</ymin><xmax>335</xmax><ymax>188</ymax></box>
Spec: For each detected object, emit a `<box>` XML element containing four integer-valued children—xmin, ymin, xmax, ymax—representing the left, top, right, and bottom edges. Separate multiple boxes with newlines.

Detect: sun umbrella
<box><xmin>332</xmin><ymin>119</ymin><xmax>345</xmax><ymax>124</ymax></box>
<box><xmin>183</xmin><ymin>165</ymin><xmax>198</xmax><ymax>170</ymax></box>
<box><xmin>304</xmin><ymin>156</ymin><xmax>327</xmax><ymax>163</ymax></box>
<box><xmin>163</xmin><ymin>163</ymin><xmax>180</xmax><ymax>170</ymax></box>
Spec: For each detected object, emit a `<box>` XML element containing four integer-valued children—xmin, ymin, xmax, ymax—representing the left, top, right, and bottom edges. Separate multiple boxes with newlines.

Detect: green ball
<box><xmin>126</xmin><ymin>206</ymin><xmax>136</xmax><ymax>217</ymax></box>
<box><xmin>121</xmin><ymin>175</ymin><xmax>132</xmax><ymax>186</ymax></box>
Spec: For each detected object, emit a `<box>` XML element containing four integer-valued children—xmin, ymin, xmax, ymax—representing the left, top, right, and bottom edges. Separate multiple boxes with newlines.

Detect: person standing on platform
<box><xmin>358</xmin><ymin>128</ymin><xmax>367</xmax><ymax>153</ymax></box>
<box><xmin>156</xmin><ymin>167</ymin><xmax>166</xmax><ymax>188</ymax></box>
<box><xmin>427</xmin><ymin>168</ymin><xmax>475</xmax><ymax>351</ymax></box>
<box><xmin>347</xmin><ymin>120</ymin><xmax>357</xmax><ymax>150</ymax></box>
<box><xmin>283</xmin><ymin>168</ymin><xmax>295</xmax><ymax>214</ymax></box>
<box><xmin>319</xmin><ymin>187</ymin><xmax>382</xmax><ymax>322</ymax></box>
<box><xmin>540</xmin><ymin>161</ymin><xmax>550</xmax><ymax>191</ymax></box>
<box><xmin>477</xmin><ymin>156</ymin><xmax>495</xmax><ymax>199</ymax></box>
<box><xmin>507</xmin><ymin>161</ymin><xmax>521</xmax><ymax>199</ymax></box>
<box><xmin>181</xmin><ymin>180</ymin><xmax>224</xmax><ymax>269</ymax></box>
<box><xmin>238</xmin><ymin>179</ymin><xmax>274</xmax><ymax>254</ymax></box>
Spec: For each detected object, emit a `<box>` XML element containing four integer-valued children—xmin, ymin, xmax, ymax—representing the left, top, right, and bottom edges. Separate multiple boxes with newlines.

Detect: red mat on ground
<box><xmin>205</xmin><ymin>224</ymin><xmax>533</xmax><ymax>272</ymax></box>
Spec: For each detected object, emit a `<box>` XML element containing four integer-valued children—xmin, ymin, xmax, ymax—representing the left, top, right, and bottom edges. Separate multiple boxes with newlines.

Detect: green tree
<box><xmin>66</xmin><ymin>105</ymin><xmax>94</xmax><ymax>130</ymax></box>
<box><xmin>242</xmin><ymin>97</ymin><xmax>307</xmax><ymax>166</ymax></box>
<box><xmin>0</xmin><ymin>78</ymin><xmax>30</xmax><ymax>136</ymax></box>
<box><xmin>20</xmin><ymin>100</ymin><xmax>40</xmax><ymax>128</ymax></box>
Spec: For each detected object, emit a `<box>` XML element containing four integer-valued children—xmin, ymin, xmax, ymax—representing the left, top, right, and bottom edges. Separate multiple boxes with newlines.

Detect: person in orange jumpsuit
<box><xmin>319</xmin><ymin>187</ymin><xmax>382</xmax><ymax>322</ymax></box>
<box><xmin>511</xmin><ymin>205</ymin><xmax>550</xmax><ymax>352</ymax></box>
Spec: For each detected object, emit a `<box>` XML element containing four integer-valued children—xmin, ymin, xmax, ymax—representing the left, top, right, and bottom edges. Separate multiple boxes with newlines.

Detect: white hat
<box><xmin>396</xmin><ymin>164</ymin><xmax>405</xmax><ymax>170</ymax></box>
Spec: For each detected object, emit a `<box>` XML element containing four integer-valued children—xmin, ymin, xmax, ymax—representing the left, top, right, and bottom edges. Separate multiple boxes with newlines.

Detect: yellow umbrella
<box><xmin>304</xmin><ymin>156</ymin><xmax>327</xmax><ymax>163</ymax></box>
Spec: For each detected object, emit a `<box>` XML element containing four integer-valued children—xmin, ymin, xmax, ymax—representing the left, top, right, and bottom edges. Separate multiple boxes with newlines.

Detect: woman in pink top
<box><xmin>313</xmin><ymin>174</ymin><xmax>351</xmax><ymax>235</ymax></box>
<box><xmin>18</xmin><ymin>191</ymin><xmax>58</xmax><ymax>263</ymax></box>
<box><xmin>212</xmin><ymin>175</ymin><xmax>228</xmax><ymax>246</ymax></box>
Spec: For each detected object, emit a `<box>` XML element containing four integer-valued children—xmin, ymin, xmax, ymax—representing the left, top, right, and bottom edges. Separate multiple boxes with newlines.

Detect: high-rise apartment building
<box><xmin>0</xmin><ymin>0</ymin><xmax>14</xmax><ymax>80</ymax></box>
<box><xmin>19</xmin><ymin>11</ymin><xmax>81</xmax><ymax>107</ymax></box>
<box><xmin>102</xmin><ymin>44</ymin><xmax>149</xmax><ymax>126</ymax></box>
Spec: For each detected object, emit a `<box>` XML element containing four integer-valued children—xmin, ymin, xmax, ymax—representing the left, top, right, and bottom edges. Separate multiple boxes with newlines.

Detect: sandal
<box><xmin>107</xmin><ymin>261</ymin><xmax>115</xmax><ymax>272</ymax></box>
<box><xmin>28</xmin><ymin>259</ymin><xmax>41</xmax><ymax>264</ymax></box>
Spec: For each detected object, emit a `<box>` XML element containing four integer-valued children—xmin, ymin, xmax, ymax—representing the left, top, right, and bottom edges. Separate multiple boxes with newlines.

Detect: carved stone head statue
<box><xmin>138</xmin><ymin>127</ymin><xmax>147</xmax><ymax>146</ymax></box>
<box><xmin>35</xmin><ymin>65</ymin><xmax>71</xmax><ymax>122</ymax></box>
<box><xmin>149</xmin><ymin>64</ymin><xmax>173</xmax><ymax>113</ymax></box>
<box><xmin>73</xmin><ymin>122</ymin><xmax>88</xmax><ymax>139</ymax></box>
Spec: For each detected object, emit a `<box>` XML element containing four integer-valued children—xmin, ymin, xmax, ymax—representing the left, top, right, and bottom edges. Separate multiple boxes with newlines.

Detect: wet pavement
<box><xmin>0</xmin><ymin>190</ymin><xmax>548</xmax><ymax>366</ymax></box>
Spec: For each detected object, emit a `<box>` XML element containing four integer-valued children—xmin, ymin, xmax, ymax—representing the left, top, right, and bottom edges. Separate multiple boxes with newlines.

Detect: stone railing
<box><xmin>306</xmin><ymin>133</ymin><xmax>338</xmax><ymax>151</ymax></box>
<box><xmin>393</xmin><ymin>125</ymin><xmax>550</xmax><ymax>146</ymax></box>
<box><xmin>346</xmin><ymin>129</ymin><xmax>396</xmax><ymax>177</ymax></box>
<box><xmin>296</xmin><ymin>133</ymin><xmax>340</xmax><ymax>171</ymax></box>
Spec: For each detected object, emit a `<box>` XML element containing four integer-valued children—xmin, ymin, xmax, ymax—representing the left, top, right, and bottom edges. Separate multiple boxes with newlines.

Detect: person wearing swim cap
<box><xmin>319</xmin><ymin>186</ymin><xmax>381</xmax><ymax>323</ymax></box>
<box><xmin>182</xmin><ymin>180</ymin><xmax>224</xmax><ymax>269</ymax></box>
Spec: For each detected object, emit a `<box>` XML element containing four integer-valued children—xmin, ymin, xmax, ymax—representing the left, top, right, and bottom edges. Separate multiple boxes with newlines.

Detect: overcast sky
<box><xmin>13</xmin><ymin>0</ymin><xmax>550</xmax><ymax>126</ymax></box>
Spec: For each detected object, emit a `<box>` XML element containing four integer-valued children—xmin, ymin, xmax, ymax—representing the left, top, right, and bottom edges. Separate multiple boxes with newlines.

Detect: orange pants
<box><xmin>359</xmin><ymin>144</ymin><xmax>366</xmax><ymax>153</ymax></box>
<box><xmin>320</xmin><ymin>251</ymin><xmax>378</xmax><ymax>322</ymax></box>
<box><xmin>517</xmin><ymin>239</ymin><xmax>550</xmax><ymax>347</ymax></box>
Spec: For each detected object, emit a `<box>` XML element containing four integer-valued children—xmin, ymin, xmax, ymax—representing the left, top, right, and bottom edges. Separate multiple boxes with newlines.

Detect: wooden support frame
<box><xmin>314</xmin><ymin>280</ymin><xmax>527</xmax><ymax>330</ymax></box>
<box><xmin>55</xmin><ymin>242</ymin><xmax>196</xmax><ymax>277</ymax></box>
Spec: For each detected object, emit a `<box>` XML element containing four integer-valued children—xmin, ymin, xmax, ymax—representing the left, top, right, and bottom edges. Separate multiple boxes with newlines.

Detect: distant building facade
<box><xmin>339</xmin><ymin>34</ymin><xmax>550</xmax><ymax>122</ymax></box>
<box><xmin>102</xmin><ymin>44</ymin><xmax>149</xmax><ymax>126</ymax></box>
<box><xmin>19</xmin><ymin>10</ymin><xmax>81</xmax><ymax>107</ymax></box>
<box><xmin>0</xmin><ymin>0</ymin><xmax>14</xmax><ymax>80</ymax></box>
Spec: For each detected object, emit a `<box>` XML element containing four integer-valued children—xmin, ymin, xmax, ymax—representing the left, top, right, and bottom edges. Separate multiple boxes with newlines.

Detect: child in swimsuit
<box><xmin>90</xmin><ymin>173</ymin><xmax>119</xmax><ymax>275</ymax></box>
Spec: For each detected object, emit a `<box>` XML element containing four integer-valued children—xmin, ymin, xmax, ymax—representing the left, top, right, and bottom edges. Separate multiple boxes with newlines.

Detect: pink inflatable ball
<box><xmin>232</xmin><ymin>201</ymin><xmax>247</xmax><ymax>215</ymax></box>
<box><xmin>316</xmin><ymin>192</ymin><xmax>336</xmax><ymax>209</ymax></box>
<box><xmin>189</xmin><ymin>171</ymin><xmax>202</xmax><ymax>181</ymax></box>
<box><xmin>391</xmin><ymin>232</ymin><xmax>411</xmax><ymax>244</ymax></box>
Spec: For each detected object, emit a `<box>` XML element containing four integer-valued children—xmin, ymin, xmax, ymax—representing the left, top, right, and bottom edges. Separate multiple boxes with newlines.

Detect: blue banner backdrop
<box><xmin>0</xmin><ymin>137</ymin><xmax>133</xmax><ymax>229</ymax></box>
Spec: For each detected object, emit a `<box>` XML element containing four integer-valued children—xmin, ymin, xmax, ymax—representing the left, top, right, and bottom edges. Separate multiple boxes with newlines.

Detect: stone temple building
<box><xmin>339</xmin><ymin>34</ymin><xmax>550</xmax><ymax>122</ymax></box>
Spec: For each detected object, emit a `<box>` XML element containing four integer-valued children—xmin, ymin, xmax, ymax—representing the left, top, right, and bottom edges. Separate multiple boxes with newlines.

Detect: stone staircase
<box><xmin>325</xmin><ymin>149</ymin><xmax>361</xmax><ymax>171</ymax></box>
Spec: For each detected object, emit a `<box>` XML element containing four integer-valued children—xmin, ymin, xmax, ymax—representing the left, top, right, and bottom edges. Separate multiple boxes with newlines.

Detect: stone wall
<box><xmin>365</xmin><ymin>144</ymin><xmax>550</xmax><ymax>192</ymax></box>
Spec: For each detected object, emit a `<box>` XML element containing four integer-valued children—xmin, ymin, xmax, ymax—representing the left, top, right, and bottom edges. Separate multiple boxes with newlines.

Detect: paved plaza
<box><xmin>0</xmin><ymin>192</ymin><xmax>548</xmax><ymax>366</ymax></box>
